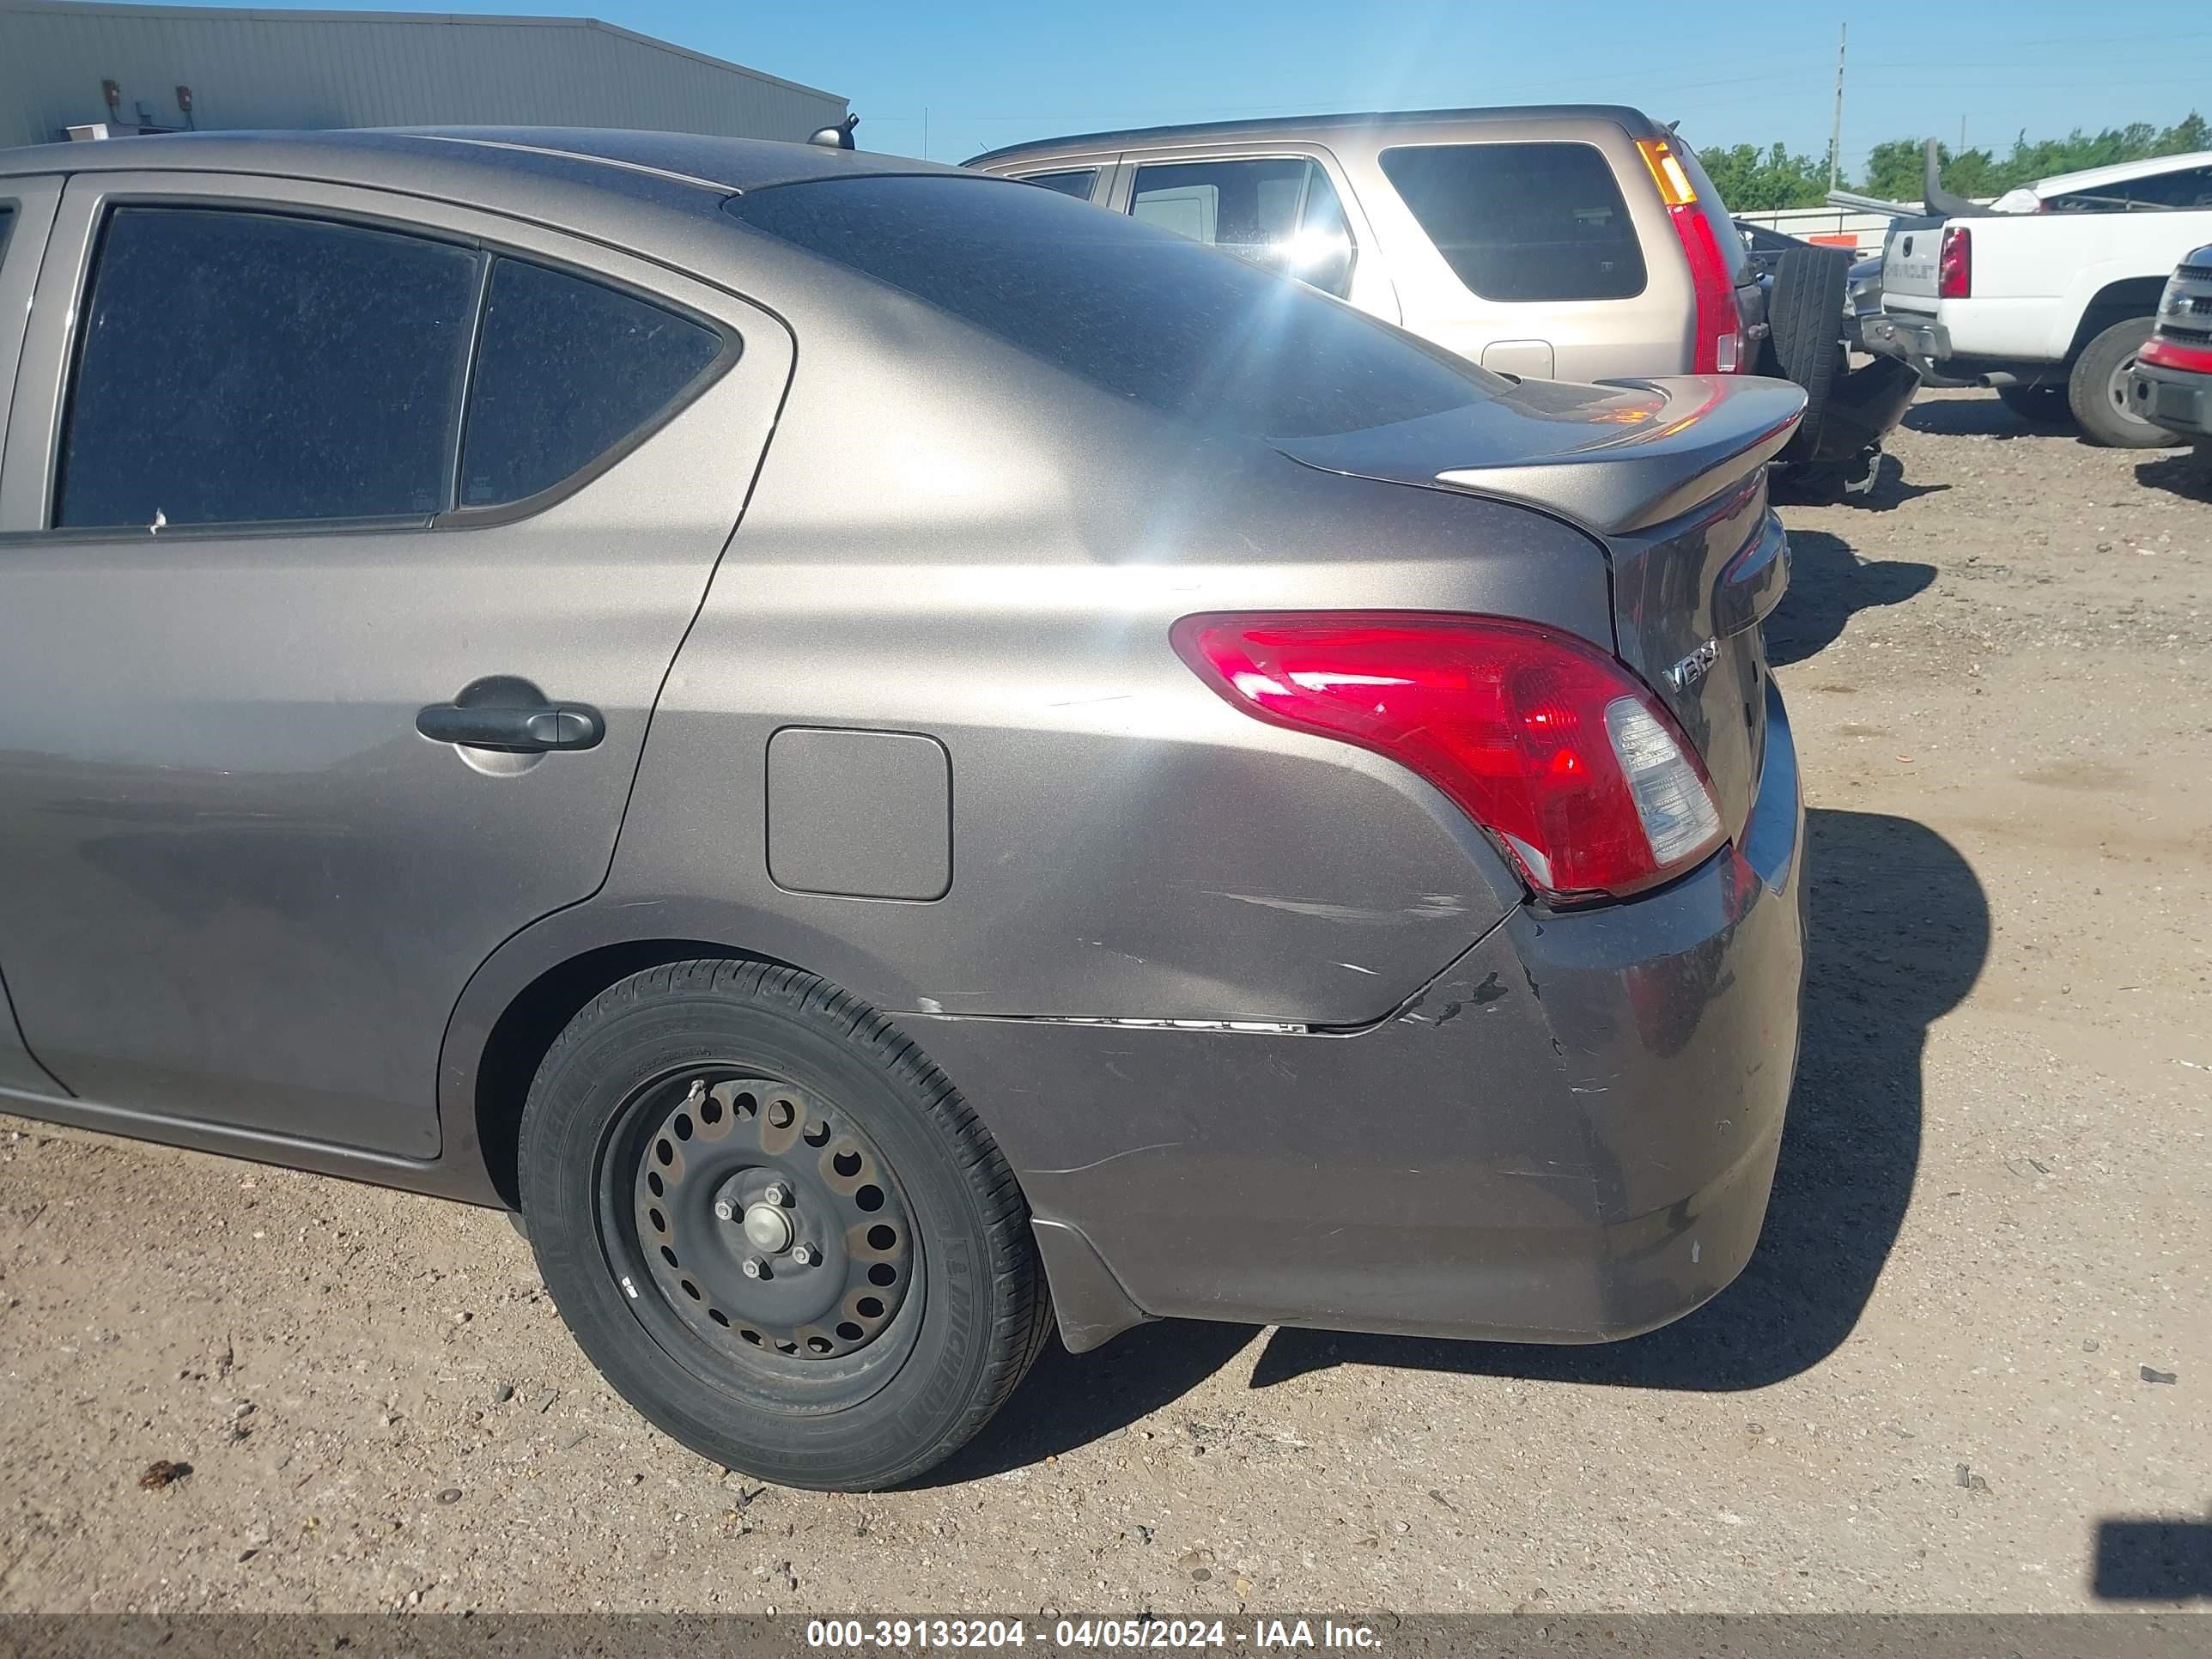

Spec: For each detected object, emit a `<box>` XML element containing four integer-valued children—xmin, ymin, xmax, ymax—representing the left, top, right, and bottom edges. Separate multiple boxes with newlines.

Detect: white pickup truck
<box><xmin>1865</xmin><ymin>148</ymin><xmax>2212</xmax><ymax>446</ymax></box>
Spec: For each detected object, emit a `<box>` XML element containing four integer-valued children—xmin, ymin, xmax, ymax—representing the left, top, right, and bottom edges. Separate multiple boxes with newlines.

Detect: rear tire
<box><xmin>2069</xmin><ymin>317</ymin><xmax>2184</xmax><ymax>448</ymax></box>
<box><xmin>1996</xmin><ymin>382</ymin><xmax>2075</xmax><ymax>428</ymax></box>
<box><xmin>518</xmin><ymin>960</ymin><xmax>1051</xmax><ymax>1491</ymax></box>
<box><xmin>1764</xmin><ymin>246</ymin><xmax>1850</xmax><ymax>465</ymax></box>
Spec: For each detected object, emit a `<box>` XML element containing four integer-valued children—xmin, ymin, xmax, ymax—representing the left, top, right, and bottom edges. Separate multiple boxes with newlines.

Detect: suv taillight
<box><xmin>1939</xmin><ymin>226</ymin><xmax>1972</xmax><ymax>298</ymax></box>
<box><xmin>1637</xmin><ymin>137</ymin><xmax>1747</xmax><ymax>375</ymax></box>
<box><xmin>1172</xmin><ymin>613</ymin><xmax>1725</xmax><ymax>903</ymax></box>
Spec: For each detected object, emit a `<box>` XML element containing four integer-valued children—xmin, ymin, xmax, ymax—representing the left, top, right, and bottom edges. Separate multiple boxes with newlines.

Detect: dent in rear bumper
<box><xmin>915</xmin><ymin>686</ymin><xmax>1807</xmax><ymax>1349</ymax></box>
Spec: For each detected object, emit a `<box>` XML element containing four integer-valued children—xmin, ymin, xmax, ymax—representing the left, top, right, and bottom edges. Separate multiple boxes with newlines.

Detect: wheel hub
<box><xmin>741</xmin><ymin>1199</ymin><xmax>794</xmax><ymax>1255</ymax></box>
<box><xmin>624</xmin><ymin>1077</ymin><xmax>914</xmax><ymax>1362</ymax></box>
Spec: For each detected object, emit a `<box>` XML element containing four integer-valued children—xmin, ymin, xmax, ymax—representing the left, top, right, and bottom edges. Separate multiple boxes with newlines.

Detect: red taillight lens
<box><xmin>1638</xmin><ymin>137</ymin><xmax>1746</xmax><ymax>375</ymax></box>
<box><xmin>1938</xmin><ymin>226</ymin><xmax>1972</xmax><ymax>299</ymax></box>
<box><xmin>1172</xmin><ymin>613</ymin><xmax>1726</xmax><ymax>902</ymax></box>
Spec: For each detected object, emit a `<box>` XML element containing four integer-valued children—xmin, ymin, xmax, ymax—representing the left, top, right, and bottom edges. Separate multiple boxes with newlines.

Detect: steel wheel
<box><xmin>605</xmin><ymin>1071</ymin><xmax>918</xmax><ymax>1395</ymax></box>
<box><xmin>521</xmin><ymin>960</ymin><xmax>1051</xmax><ymax>1489</ymax></box>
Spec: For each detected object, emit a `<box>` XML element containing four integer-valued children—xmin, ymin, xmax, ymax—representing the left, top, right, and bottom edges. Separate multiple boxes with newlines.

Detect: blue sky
<box><xmin>138</xmin><ymin>0</ymin><xmax>2208</xmax><ymax>177</ymax></box>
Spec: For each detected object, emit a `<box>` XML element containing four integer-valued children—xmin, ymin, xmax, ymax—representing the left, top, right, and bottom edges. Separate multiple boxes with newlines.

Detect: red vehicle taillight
<box><xmin>1172</xmin><ymin>613</ymin><xmax>1727</xmax><ymax>903</ymax></box>
<box><xmin>1637</xmin><ymin>137</ymin><xmax>1746</xmax><ymax>374</ymax></box>
<box><xmin>1938</xmin><ymin>226</ymin><xmax>1972</xmax><ymax>298</ymax></box>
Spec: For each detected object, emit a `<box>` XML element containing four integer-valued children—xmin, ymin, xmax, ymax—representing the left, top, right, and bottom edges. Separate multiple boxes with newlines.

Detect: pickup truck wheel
<box><xmin>2069</xmin><ymin>318</ymin><xmax>2185</xmax><ymax>449</ymax></box>
<box><xmin>517</xmin><ymin>960</ymin><xmax>1053</xmax><ymax>1491</ymax></box>
<box><xmin>1996</xmin><ymin>383</ymin><xmax>2075</xmax><ymax>428</ymax></box>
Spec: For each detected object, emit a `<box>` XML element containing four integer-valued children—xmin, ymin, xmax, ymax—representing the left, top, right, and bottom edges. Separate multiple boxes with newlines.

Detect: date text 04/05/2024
<box><xmin>805</xmin><ymin>1620</ymin><xmax>1383</xmax><ymax>1650</ymax></box>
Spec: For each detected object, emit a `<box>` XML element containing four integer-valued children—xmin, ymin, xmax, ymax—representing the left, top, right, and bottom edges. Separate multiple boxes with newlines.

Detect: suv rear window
<box><xmin>1377</xmin><ymin>142</ymin><xmax>1647</xmax><ymax>302</ymax></box>
<box><xmin>727</xmin><ymin>173</ymin><xmax>1496</xmax><ymax>439</ymax></box>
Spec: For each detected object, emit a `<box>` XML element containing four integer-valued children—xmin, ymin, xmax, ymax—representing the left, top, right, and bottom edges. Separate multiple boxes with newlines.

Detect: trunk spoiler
<box><xmin>1275</xmin><ymin>375</ymin><xmax>1806</xmax><ymax>537</ymax></box>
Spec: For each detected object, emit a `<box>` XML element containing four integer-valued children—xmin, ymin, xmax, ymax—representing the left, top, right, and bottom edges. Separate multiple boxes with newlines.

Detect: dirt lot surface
<box><xmin>2</xmin><ymin>391</ymin><xmax>2208</xmax><ymax>1616</ymax></box>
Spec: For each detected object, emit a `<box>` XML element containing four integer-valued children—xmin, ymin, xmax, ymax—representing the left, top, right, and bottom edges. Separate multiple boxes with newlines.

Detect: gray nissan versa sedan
<box><xmin>0</xmin><ymin>128</ymin><xmax>1807</xmax><ymax>1490</ymax></box>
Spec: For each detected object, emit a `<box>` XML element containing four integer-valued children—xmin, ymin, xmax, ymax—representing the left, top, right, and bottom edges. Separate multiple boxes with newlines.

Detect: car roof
<box><xmin>2025</xmin><ymin>149</ymin><xmax>2212</xmax><ymax>198</ymax></box>
<box><xmin>0</xmin><ymin>125</ymin><xmax>957</xmax><ymax>195</ymax></box>
<box><xmin>966</xmin><ymin>104</ymin><xmax>1662</xmax><ymax>167</ymax></box>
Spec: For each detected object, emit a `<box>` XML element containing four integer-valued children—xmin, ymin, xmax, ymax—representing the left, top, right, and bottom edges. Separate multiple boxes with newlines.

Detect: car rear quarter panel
<box><xmin>585</xmin><ymin>236</ymin><xmax>1621</xmax><ymax>1029</ymax></box>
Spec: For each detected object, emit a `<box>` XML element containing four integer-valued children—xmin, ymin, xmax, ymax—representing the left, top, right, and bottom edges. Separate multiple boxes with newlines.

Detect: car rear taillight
<box><xmin>1172</xmin><ymin>613</ymin><xmax>1726</xmax><ymax>903</ymax></box>
<box><xmin>1938</xmin><ymin>226</ymin><xmax>1972</xmax><ymax>298</ymax></box>
<box><xmin>1637</xmin><ymin>137</ymin><xmax>1746</xmax><ymax>375</ymax></box>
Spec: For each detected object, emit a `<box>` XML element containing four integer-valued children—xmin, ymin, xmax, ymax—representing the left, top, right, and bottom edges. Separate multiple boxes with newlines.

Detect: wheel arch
<box><xmin>2066</xmin><ymin>276</ymin><xmax>2166</xmax><ymax>360</ymax></box>
<box><xmin>462</xmin><ymin>935</ymin><xmax>782</xmax><ymax>1208</ymax></box>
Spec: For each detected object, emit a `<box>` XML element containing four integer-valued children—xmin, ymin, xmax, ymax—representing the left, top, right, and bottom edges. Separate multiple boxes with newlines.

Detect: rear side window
<box><xmin>2050</xmin><ymin>166</ymin><xmax>2212</xmax><ymax>211</ymax></box>
<box><xmin>1129</xmin><ymin>157</ymin><xmax>1355</xmax><ymax>296</ymax></box>
<box><xmin>58</xmin><ymin>208</ymin><xmax>478</xmax><ymax>528</ymax></box>
<box><xmin>727</xmin><ymin>173</ymin><xmax>1492</xmax><ymax>439</ymax></box>
<box><xmin>0</xmin><ymin>204</ymin><xmax>15</xmax><ymax>257</ymax></box>
<box><xmin>1378</xmin><ymin>142</ymin><xmax>1647</xmax><ymax>302</ymax></box>
<box><xmin>459</xmin><ymin>258</ymin><xmax>721</xmax><ymax>507</ymax></box>
<box><xmin>53</xmin><ymin>207</ymin><xmax>726</xmax><ymax>531</ymax></box>
<box><xmin>1016</xmin><ymin>169</ymin><xmax>1099</xmax><ymax>201</ymax></box>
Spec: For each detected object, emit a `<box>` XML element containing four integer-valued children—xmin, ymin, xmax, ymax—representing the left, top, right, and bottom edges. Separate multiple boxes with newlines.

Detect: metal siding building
<box><xmin>0</xmin><ymin>0</ymin><xmax>845</xmax><ymax>150</ymax></box>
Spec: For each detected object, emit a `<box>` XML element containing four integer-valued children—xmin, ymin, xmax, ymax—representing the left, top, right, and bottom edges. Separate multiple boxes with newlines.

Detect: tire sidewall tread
<box><xmin>2069</xmin><ymin>317</ymin><xmax>2182</xmax><ymax>449</ymax></box>
<box><xmin>519</xmin><ymin>960</ymin><xmax>1048</xmax><ymax>1490</ymax></box>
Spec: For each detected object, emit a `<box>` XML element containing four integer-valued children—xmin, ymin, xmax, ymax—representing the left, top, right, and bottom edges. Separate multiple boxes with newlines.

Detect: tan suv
<box><xmin>970</xmin><ymin>103</ymin><xmax>1918</xmax><ymax>497</ymax></box>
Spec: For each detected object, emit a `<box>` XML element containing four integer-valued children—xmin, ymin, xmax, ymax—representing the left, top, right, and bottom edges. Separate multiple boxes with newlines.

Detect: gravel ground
<box><xmin>2</xmin><ymin>390</ymin><xmax>2208</xmax><ymax>1615</ymax></box>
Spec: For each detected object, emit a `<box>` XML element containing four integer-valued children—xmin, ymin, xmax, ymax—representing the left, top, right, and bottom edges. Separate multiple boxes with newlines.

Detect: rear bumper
<box><xmin>2129</xmin><ymin>357</ymin><xmax>2212</xmax><ymax>439</ymax></box>
<box><xmin>916</xmin><ymin>684</ymin><xmax>1808</xmax><ymax>1351</ymax></box>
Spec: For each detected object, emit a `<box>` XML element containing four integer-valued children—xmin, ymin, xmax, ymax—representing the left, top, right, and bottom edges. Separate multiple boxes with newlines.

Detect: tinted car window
<box><xmin>1378</xmin><ymin>142</ymin><xmax>1648</xmax><ymax>302</ymax></box>
<box><xmin>0</xmin><ymin>204</ymin><xmax>14</xmax><ymax>257</ymax></box>
<box><xmin>459</xmin><ymin>258</ymin><xmax>723</xmax><ymax>508</ymax></box>
<box><xmin>728</xmin><ymin>174</ymin><xmax>1488</xmax><ymax>439</ymax></box>
<box><xmin>57</xmin><ymin>208</ymin><xmax>479</xmax><ymax>529</ymax></box>
<box><xmin>2051</xmin><ymin>166</ymin><xmax>2212</xmax><ymax>210</ymax></box>
<box><xmin>1017</xmin><ymin>169</ymin><xmax>1099</xmax><ymax>201</ymax></box>
<box><xmin>1130</xmin><ymin>157</ymin><xmax>1355</xmax><ymax>296</ymax></box>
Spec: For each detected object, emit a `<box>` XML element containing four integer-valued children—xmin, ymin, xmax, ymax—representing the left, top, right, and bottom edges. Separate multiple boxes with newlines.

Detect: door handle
<box><xmin>416</xmin><ymin>698</ymin><xmax>605</xmax><ymax>753</ymax></box>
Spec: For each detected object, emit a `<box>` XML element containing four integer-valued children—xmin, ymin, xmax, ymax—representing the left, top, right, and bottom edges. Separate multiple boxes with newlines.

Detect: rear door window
<box><xmin>0</xmin><ymin>204</ymin><xmax>14</xmax><ymax>256</ymax></box>
<box><xmin>52</xmin><ymin>206</ymin><xmax>727</xmax><ymax>532</ymax></box>
<box><xmin>1129</xmin><ymin>156</ymin><xmax>1355</xmax><ymax>295</ymax></box>
<box><xmin>1377</xmin><ymin>142</ymin><xmax>1648</xmax><ymax>302</ymax></box>
<box><xmin>727</xmin><ymin>173</ymin><xmax>1494</xmax><ymax>439</ymax></box>
<box><xmin>56</xmin><ymin>207</ymin><xmax>478</xmax><ymax>529</ymax></box>
<box><xmin>1015</xmin><ymin>169</ymin><xmax>1100</xmax><ymax>202</ymax></box>
<box><xmin>458</xmin><ymin>257</ymin><xmax>722</xmax><ymax>508</ymax></box>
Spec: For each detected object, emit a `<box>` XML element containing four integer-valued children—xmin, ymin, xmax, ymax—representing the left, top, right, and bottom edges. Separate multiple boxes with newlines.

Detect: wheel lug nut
<box><xmin>714</xmin><ymin>1199</ymin><xmax>735</xmax><ymax>1222</ymax></box>
<box><xmin>741</xmin><ymin>1257</ymin><xmax>764</xmax><ymax>1279</ymax></box>
<box><xmin>763</xmin><ymin>1182</ymin><xmax>789</xmax><ymax>1206</ymax></box>
<box><xmin>792</xmin><ymin>1243</ymin><xmax>817</xmax><ymax>1267</ymax></box>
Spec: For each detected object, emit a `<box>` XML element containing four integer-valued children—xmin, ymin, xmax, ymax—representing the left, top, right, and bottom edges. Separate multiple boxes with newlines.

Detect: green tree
<box><xmin>1687</xmin><ymin>141</ymin><xmax>1831</xmax><ymax>210</ymax></box>
<box><xmin>1859</xmin><ymin>112</ymin><xmax>2209</xmax><ymax>202</ymax></box>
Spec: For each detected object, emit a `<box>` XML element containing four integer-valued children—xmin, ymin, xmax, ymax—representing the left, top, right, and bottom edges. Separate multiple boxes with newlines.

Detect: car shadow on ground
<box><xmin>2133</xmin><ymin>450</ymin><xmax>2212</xmax><ymax>503</ymax></box>
<box><xmin>935</xmin><ymin>810</ymin><xmax>1988</xmax><ymax>1482</ymax></box>
<box><xmin>1765</xmin><ymin>528</ymin><xmax>1936</xmax><ymax>667</ymax></box>
<box><xmin>1773</xmin><ymin>452</ymin><xmax>1948</xmax><ymax>514</ymax></box>
<box><xmin>1903</xmin><ymin>395</ymin><xmax>2072</xmax><ymax>441</ymax></box>
<box><xmin>2092</xmin><ymin>1517</ymin><xmax>2212</xmax><ymax>1601</ymax></box>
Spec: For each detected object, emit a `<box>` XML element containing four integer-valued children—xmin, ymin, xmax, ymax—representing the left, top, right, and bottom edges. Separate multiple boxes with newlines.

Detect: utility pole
<box><xmin>922</xmin><ymin>106</ymin><xmax>930</xmax><ymax>161</ymax></box>
<box><xmin>1827</xmin><ymin>22</ymin><xmax>1847</xmax><ymax>192</ymax></box>
<box><xmin>1960</xmin><ymin>114</ymin><xmax>1966</xmax><ymax>151</ymax></box>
